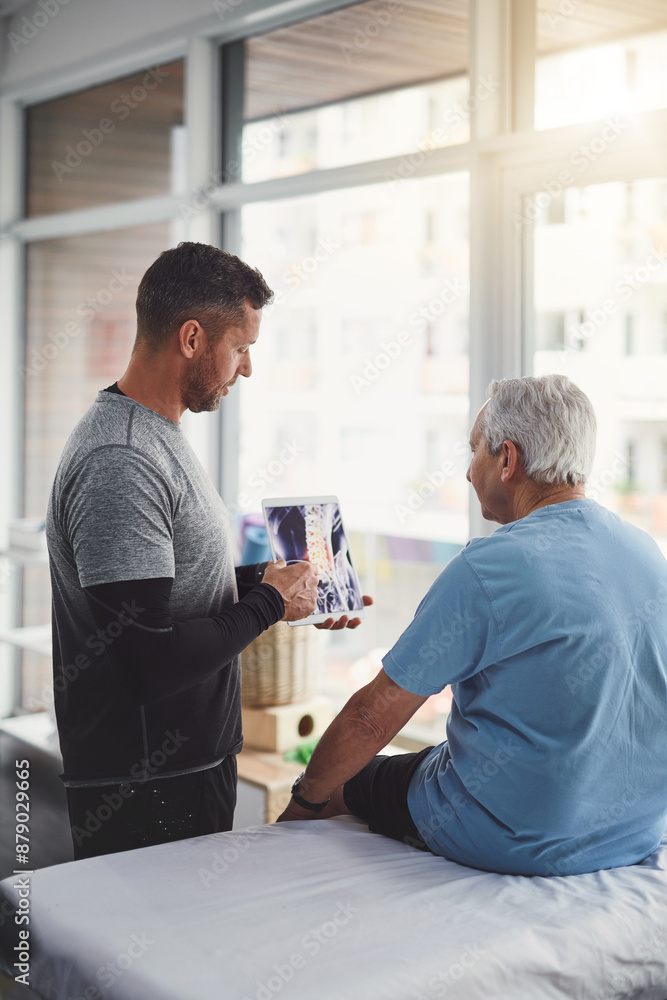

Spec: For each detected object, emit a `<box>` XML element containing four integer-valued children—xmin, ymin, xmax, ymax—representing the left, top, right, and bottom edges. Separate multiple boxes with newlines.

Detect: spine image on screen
<box><xmin>265</xmin><ymin>503</ymin><xmax>362</xmax><ymax>615</ymax></box>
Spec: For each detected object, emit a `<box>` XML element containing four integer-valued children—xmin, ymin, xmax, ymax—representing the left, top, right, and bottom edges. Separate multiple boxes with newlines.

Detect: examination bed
<box><xmin>0</xmin><ymin>816</ymin><xmax>666</xmax><ymax>999</ymax></box>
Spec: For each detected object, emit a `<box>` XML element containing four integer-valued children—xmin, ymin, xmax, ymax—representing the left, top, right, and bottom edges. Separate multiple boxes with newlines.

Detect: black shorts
<box><xmin>66</xmin><ymin>755</ymin><xmax>237</xmax><ymax>861</ymax></box>
<box><xmin>343</xmin><ymin>747</ymin><xmax>435</xmax><ymax>850</ymax></box>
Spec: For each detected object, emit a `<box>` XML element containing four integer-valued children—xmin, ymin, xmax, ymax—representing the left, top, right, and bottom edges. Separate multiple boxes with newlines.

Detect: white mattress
<box><xmin>1</xmin><ymin>817</ymin><xmax>666</xmax><ymax>1000</ymax></box>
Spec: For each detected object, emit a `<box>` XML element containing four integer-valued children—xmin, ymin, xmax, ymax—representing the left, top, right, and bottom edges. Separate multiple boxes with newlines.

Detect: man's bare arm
<box><xmin>277</xmin><ymin>668</ymin><xmax>427</xmax><ymax>821</ymax></box>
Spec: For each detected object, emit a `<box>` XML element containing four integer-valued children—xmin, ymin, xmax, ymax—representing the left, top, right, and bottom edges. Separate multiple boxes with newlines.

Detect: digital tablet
<box><xmin>262</xmin><ymin>495</ymin><xmax>365</xmax><ymax>626</ymax></box>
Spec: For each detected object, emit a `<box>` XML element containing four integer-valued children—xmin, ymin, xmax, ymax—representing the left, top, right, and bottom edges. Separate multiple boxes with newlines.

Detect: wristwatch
<box><xmin>290</xmin><ymin>771</ymin><xmax>330</xmax><ymax>813</ymax></box>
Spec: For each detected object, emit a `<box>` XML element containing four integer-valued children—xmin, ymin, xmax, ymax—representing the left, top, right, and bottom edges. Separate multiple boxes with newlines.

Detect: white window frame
<box><xmin>3</xmin><ymin>0</ymin><xmax>667</xmax><ymax>713</ymax></box>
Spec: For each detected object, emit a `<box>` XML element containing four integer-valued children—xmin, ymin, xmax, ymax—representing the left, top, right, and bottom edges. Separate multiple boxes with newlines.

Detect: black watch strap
<box><xmin>291</xmin><ymin>772</ymin><xmax>330</xmax><ymax>813</ymax></box>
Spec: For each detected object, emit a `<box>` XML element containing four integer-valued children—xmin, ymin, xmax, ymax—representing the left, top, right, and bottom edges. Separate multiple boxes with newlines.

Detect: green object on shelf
<box><xmin>283</xmin><ymin>738</ymin><xmax>319</xmax><ymax>765</ymax></box>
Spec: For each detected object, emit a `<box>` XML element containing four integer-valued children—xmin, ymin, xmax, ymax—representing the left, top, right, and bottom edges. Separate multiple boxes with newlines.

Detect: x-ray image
<box><xmin>263</xmin><ymin>498</ymin><xmax>364</xmax><ymax>623</ymax></box>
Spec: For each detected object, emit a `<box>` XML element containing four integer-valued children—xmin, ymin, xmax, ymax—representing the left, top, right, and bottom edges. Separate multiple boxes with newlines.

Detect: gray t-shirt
<box><xmin>46</xmin><ymin>390</ymin><xmax>243</xmax><ymax>784</ymax></box>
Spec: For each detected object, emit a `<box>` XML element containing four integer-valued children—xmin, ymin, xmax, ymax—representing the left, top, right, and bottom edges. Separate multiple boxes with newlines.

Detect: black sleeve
<box><xmin>235</xmin><ymin>562</ymin><xmax>270</xmax><ymax>598</ymax></box>
<box><xmin>83</xmin><ymin>576</ymin><xmax>284</xmax><ymax>706</ymax></box>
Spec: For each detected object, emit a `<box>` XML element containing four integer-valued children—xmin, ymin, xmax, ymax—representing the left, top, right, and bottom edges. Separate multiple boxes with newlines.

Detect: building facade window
<box><xmin>230</xmin><ymin>1</ymin><xmax>471</xmax><ymax>732</ymax></box>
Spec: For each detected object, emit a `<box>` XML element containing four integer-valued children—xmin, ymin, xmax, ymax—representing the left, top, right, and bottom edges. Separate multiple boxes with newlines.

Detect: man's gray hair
<box><xmin>477</xmin><ymin>374</ymin><xmax>596</xmax><ymax>486</ymax></box>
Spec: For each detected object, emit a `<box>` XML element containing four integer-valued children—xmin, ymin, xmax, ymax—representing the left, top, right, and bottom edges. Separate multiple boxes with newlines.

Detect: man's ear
<box><xmin>500</xmin><ymin>440</ymin><xmax>521</xmax><ymax>482</ymax></box>
<box><xmin>178</xmin><ymin>320</ymin><xmax>204</xmax><ymax>359</ymax></box>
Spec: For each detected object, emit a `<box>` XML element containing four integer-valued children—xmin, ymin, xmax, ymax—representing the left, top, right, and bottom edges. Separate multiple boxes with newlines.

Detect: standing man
<box><xmin>278</xmin><ymin>375</ymin><xmax>667</xmax><ymax>878</ymax></box>
<box><xmin>47</xmin><ymin>242</ymin><xmax>330</xmax><ymax>859</ymax></box>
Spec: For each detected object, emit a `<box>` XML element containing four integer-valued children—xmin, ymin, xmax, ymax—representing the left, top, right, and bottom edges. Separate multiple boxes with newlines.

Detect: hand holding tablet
<box><xmin>261</xmin><ymin>558</ymin><xmax>319</xmax><ymax>623</ymax></box>
<box><xmin>262</xmin><ymin>496</ymin><xmax>368</xmax><ymax>627</ymax></box>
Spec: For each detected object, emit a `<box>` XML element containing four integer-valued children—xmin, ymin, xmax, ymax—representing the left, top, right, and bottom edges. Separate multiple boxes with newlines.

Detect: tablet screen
<box><xmin>262</xmin><ymin>497</ymin><xmax>364</xmax><ymax>625</ymax></box>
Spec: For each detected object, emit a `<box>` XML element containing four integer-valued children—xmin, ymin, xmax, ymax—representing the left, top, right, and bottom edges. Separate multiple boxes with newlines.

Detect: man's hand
<box><xmin>315</xmin><ymin>594</ymin><xmax>374</xmax><ymax>630</ymax></box>
<box><xmin>276</xmin><ymin>800</ymin><xmax>315</xmax><ymax>823</ymax></box>
<box><xmin>262</xmin><ymin>559</ymin><xmax>318</xmax><ymax>622</ymax></box>
<box><xmin>273</xmin><ymin>669</ymin><xmax>428</xmax><ymax>827</ymax></box>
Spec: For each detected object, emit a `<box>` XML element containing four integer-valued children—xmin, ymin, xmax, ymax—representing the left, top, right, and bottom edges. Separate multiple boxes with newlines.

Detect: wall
<box><xmin>1</xmin><ymin>0</ymin><xmax>219</xmax><ymax>93</ymax></box>
<box><xmin>0</xmin><ymin>0</ymin><xmax>339</xmax><ymax>99</ymax></box>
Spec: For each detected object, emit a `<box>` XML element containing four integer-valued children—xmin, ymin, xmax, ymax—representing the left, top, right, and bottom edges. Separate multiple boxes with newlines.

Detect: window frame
<box><xmin>3</xmin><ymin>0</ymin><xmax>667</xmax><ymax>714</ymax></box>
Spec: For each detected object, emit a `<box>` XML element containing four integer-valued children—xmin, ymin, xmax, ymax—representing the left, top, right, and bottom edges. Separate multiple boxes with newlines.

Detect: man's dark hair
<box><xmin>135</xmin><ymin>242</ymin><xmax>274</xmax><ymax>351</ymax></box>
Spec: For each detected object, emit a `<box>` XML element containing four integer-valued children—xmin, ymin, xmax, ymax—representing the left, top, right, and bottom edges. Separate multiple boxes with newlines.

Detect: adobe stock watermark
<box><xmin>407</xmin><ymin>944</ymin><xmax>488</xmax><ymax>999</ymax></box>
<box><xmin>7</xmin><ymin>0</ymin><xmax>71</xmax><ymax>53</ymax></box>
<box><xmin>513</xmin><ymin>117</ymin><xmax>629</xmax><ymax>231</ymax></box>
<box><xmin>281</xmin><ymin>236</ymin><xmax>340</xmax><ymax>290</ymax></box>
<box><xmin>561</xmin><ymin>248</ymin><xmax>667</xmax><ymax>358</ymax></box>
<box><xmin>542</xmin><ymin>784</ymin><xmax>646</xmax><ymax>877</ymax></box>
<box><xmin>405</xmin><ymin>736</ymin><xmax>523</xmax><ymax>844</ymax></box>
<box><xmin>213</xmin><ymin>0</ymin><xmax>246</xmax><ymax>20</ymax></box>
<box><xmin>339</xmin><ymin>1</ymin><xmax>401</xmax><ymax>65</ymax></box>
<box><xmin>459</xmin><ymin>737</ymin><xmax>523</xmax><ymax>798</ymax></box>
<box><xmin>179</xmin><ymin>111</ymin><xmax>290</xmax><ymax>222</ymax></box>
<box><xmin>585</xmin><ymin>450</ymin><xmax>631</xmax><ymax>501</ymax></box>
<box><xmin>351</xmin><ymin>277</ymin><xmax>468</xmax><ymax>394</ymax></box>
<box><xmin>592</xmin><ymin>926</ymin><xmax>667</xmax><ymax>1000</ymax></box>
<box><xmin>547</xmin><ymin>0</ymin><xmax>588</xmax><ymax>29</ymax></box>
<box><xmin>564</xmin><ymin>584</ymin><xmax>667</xmax><ymax>696</ymax></box>
<box><xmin>394</xmin><ymin>439</ymin><xmax>470</xmax><ymax>523</ymax></box>
<box><xmin>385</xmin><ymin>77</ymin><xmax>500</xmax><ymax>191</ymax></box>
<box><xmin>70</xmin><ymin>729</ymin><xmax>190</xmax><ymax>849</ymax></box>
<box><xmin>64</xmin><ymin>932</ymin><xmax>154</xmax><ymax>1000</ymax></box>
<box><xmin>19</xmin><ymin>266</ymin><xmax>136</xmax><ymax>380</ymax></box>
<box><xmin>51</xmin><ymin>67</ymin><xmax>170</xmax><ymax>181</ymax></box>
<box><xmin>564</xmin><ymin>634</ymin><xmax>619</xmax><ymax>696</ymax></box>
<box><xmin>52</xmin><ymin>598</ymin><xmax>144</xmax><ymax>697</ymax></box>
<box><xmin>263</xmin><ymin>236</ymin><xmax>340</xmax><ymax>320</ymax></box>
<box><xmin>0</xmin><ymin>555</ymin><xmax>18</xmax><ymax>592</ymax></box>
<box><xmin>241</xmin><ymin>901</ymin><xmax>357</xmax><ymax>1000</ymax></box>
<box><xmin>417</xmin><ymin>609</ymin><xmax>478</xmax><ymax>667</ymax></box>
<box><xmin>519</xmin><ymin>449</ymin><xmax>630</xmax><ymax>569</ymax></box>
<box><xmin>198</xmin><ymin>827</ymin><xmax>264</xmax><ymax>889</ymax></box>
<box><xmin>224</xmin><ymin>439</ymin><xmax>307</xmax><ymax>520</ymax></box>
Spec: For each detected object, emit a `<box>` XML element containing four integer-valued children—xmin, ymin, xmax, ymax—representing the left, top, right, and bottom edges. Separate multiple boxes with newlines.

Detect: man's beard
<box><xmin>180</xmin><ymin>346</ymin><xmax>229</xmax><ymax>413</ymax></box>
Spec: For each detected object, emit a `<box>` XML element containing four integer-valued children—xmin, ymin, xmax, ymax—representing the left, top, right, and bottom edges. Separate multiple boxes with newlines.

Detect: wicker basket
<box><xmin>241</xmin><ymin>622</ymin><xmax>322</xmax><ymax>706</ymax></box>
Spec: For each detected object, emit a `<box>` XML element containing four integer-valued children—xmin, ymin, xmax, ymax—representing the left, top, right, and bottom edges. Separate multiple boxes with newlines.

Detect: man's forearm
<box><xmin>288</xmin><ymin>671</ymin><xmax>427</xmax><ymax>811</ymax></box>
<box><xmin>235</xmin><ymin>562</ymin><xmax>269</xmax><ymax>597</ymax></box>
<box><xmin>83</xmin><ymin>576</ymin><xmax>284</xmax><ymax>704</ymax></box>
<box><xmin>295</xmin><ymin>695</ymin><xmax>391</xmax><ymax>805</ymax></box>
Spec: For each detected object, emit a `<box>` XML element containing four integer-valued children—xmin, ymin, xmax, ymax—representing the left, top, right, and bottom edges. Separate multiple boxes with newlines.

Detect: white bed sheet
<box><xmin>1</xmin><ymin>817</ymin><xmax>666</xmax><ymax>1000</ymax></box>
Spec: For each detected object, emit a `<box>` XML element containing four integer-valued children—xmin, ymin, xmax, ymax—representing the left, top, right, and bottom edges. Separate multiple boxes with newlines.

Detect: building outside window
<box><xmin>3</xmin><ymin>0</ymin><xmax>667</xmax><ymax>746</ymax></box>
<box><xmin>234</xmin><ymin>0</ymin><xmax>470</xmax><ymax>736</ymax></box>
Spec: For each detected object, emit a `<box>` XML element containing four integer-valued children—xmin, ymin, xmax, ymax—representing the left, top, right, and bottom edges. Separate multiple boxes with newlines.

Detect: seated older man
<box><xmin>278</xmin><ymin>374</ymin><xmax>667</xmax><ymax>877</ymax></box>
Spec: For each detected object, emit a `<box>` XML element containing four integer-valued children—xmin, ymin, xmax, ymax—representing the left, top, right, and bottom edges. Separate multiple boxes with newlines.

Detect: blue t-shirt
<box><xmin>383</xmin><ymin>499</ymin><xmax>667</xmax><ymax>876</ymax></box>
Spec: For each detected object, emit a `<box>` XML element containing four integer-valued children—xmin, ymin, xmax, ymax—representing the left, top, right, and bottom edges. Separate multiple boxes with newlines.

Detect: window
<box><xmin>21</xmin><ymin>223</ymin><xmax>176</xmax><ymax>710</ymax></box>
<box><xmin>238</xmin><ymin>173</ymin><xmax>470</xmax><ymax>548</ymax></box>
<box><xmin>7</xmin><ymin>0</ymin><xmax>667</xmax><ymax>734</ymax></box>
<box><xmin>229</xmin><ymin>2</ymin><xmax>471</xmax><ymax>735</ymax></box>
<box><xmin>536</xmin><ymin>3</ymin><xmax>667</xmax><ymax>129</ymax></box>
<box><xmin>626</xmin><ymin>440</ymin><xmax>637</xmax><ymax>487</ymax></box>
<box><xmin>26</xmin><ymin>61</ymin><xmax>185</xmax><ymax>215</ymax></box>
<box><xmin>533</xmin><ymin>177</ymin><xmax>667</xmax><ymax>548</ymax></box>
<box><xmin>15</xmin><ymin>60</ymin><xmax>185</xmax><ymax>712</ymax></box>
<box><xmin>24</xmin><ymin>225</ymin><xmax>175</xmax><ymax>520</ymax></box>
<box><xmin>240</xmin><ymin>0</ymin><xmax>470</xmax><ymax>182</ymax></box>
<box><xmin>536</xmin><ymin>312</ymin><xmax>566</xmax><ymax>351</ymax></box>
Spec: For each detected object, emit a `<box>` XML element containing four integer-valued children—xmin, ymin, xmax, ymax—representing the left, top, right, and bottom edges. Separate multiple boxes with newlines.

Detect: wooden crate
<box><xmin>242</xmin><ymin>696</ymin><xmax>334</xmax><ymax>753</ymax></box>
